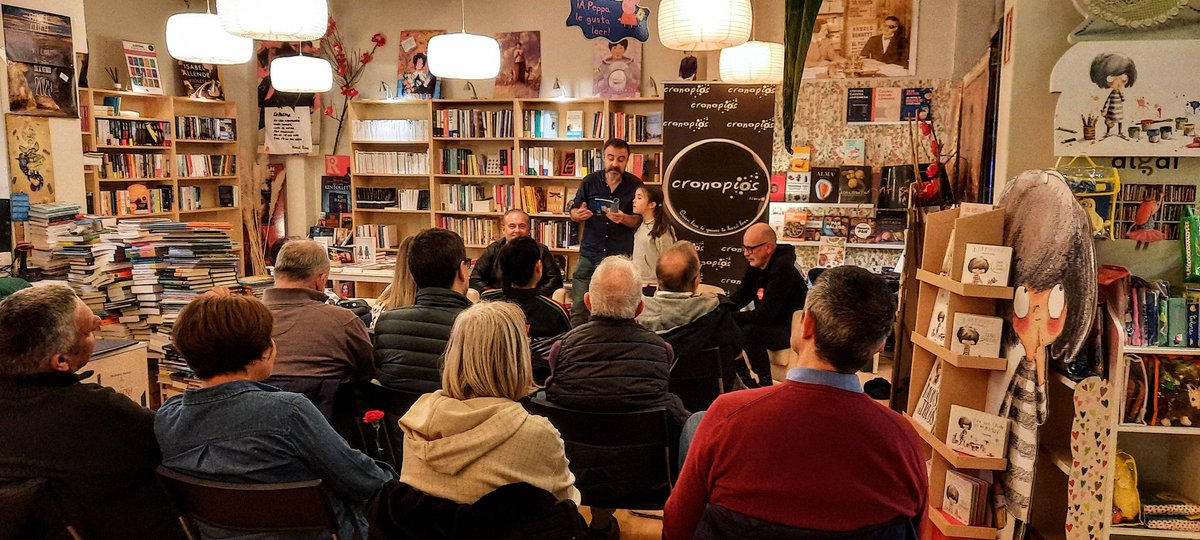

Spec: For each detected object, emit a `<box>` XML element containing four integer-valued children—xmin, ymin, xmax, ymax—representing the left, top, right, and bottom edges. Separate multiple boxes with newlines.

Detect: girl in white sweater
<box><xmin>631</xmin><ymin>185</ymin><xmax>676</xmax><ymax>285</ymax></box>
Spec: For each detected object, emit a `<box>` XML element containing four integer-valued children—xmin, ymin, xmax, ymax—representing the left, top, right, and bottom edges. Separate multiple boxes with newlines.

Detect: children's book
<box><xmin>945</xmin><ymin>404</ymin><xmax>1008</xmax><ymax>459</ymax></box>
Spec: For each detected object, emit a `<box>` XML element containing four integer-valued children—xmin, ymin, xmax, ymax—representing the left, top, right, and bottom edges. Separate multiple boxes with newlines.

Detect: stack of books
<box><xmin>24</xmin><ymin>202</ymin><xmax>83</xmax><ymax>279</ymax></box>
<box><xmin>237</xmin><ymin>275</ymin><xmax>275</xmax><ymax>299</ymax></box>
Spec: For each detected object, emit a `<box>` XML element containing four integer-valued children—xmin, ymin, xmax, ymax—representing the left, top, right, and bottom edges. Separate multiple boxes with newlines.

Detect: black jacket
<box><xmin>658</xmin><ymin>297</ymin><xmax>744</xmax><ymax>390</ymax></box>
<box><xmin>481</xmin><ymin>288</ymin><xmax>571</xmax><ymax>339</ymax></box>
<box><xmin>367</xmin><ymin>481</ymin><xmax>587</xmax><ymax>540</ymax></box>
<box><xmin>544</xmin><ymin>316</ymin><xmax>690</xmax><ymax>431</ymax></box>
<box><xmin>470</xmin><ymin>239</ymin><xmax>564</xmax><ymax>297</ymax></box>
<box><xmin>729</xmin><ymin>244</ymin><xmax>807</xmax><ymax>329</ymax></box>
<box><xmin>695</xmin><ymin>504</ymin><xmax>918</xmax><ymax>540</ymax></box>
<box><xmin>0</xmin><ymin>371</ymin><xmax>182</xmax><ymax>539</ymax></box>
<box><xmin>373</xmin><ymin>287</ymin><xmax>472</xmax><ymax>393</ymax></box>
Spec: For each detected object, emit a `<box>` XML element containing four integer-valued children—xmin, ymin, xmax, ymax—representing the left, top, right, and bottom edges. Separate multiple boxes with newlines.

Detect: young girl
<box><xmin>631</xmin><ymin>185</ymin><xmax>676</xmax><ymax>285</ymax></box>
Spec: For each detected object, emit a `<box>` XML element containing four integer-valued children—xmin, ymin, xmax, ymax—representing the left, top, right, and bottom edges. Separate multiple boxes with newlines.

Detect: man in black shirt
<box><xmin>729</xmin><ymin>223</ymin><xmax>807</xmax><ymax>387</ymax></box>
<box><xmin>568</xmin><ymin>138</ymin><xmax>643</xmax><ymax>326</ymax></box>
<box><xmin>470</xmin><ymin>209</ymin><xmax>563</xmax><ymax>297</ymax></box>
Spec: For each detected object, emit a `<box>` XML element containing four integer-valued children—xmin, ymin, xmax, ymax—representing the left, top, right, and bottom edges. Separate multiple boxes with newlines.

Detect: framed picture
<box><xmin>802</xmin><ymin>0</ymin><xmax>919</xmax><ymax>80</ymax></box>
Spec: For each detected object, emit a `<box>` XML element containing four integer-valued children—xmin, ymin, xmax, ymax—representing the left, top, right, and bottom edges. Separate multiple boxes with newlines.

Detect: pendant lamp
<box><xmin>659</xmin><ymin>0</ymin><xmax>752</xmax><ymax>51</ymax></box>
<box><xmin>271</xmin><ymin>55</ymin><xmax>333</xmax><ymax>93</ymax></box>
<box><xmin>166</xmin><ymin>2</ymin><xmax>252</xmax><ymax>65</ymax></box>
<box><xmin>217</xmin><ymin>0</ymin><xmax>328</xmax><ymax>42</ymax></box>
<box><xmin>719</xmin><ymin>40</ymin><xmax>784</xmax><ymax>84</ymax></box>
<box><xmin>427</xmin><ymin>0</ymin><xmax>501</xmax><ymax>79</ymax></box>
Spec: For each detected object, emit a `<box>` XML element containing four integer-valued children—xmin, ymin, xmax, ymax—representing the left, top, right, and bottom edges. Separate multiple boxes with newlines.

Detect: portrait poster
<box><xmin>494</xmin><ymin>31</ymin><xmax>541</xmax><ymax>99</ymax></box>
<box><xmin>396</xmin><ymin>30</ymin><xmax>443</xmax><ymax>99</ymax></box>
<box><xmin>802</xmin><ymin>0</ymin><xmax>917</xmax><ymax>79</ymax></box>
<box><xmin>256</xmin><ymin>41</ymin><xmax>322</xmax><ymax>129</ymax></box>
<box><xmin>593</xmin><ymin>38</ymin><xmax>642</xmax><ymax>98</ymax></box>
<box><xmin>122</xmin><ymin>40</ymin><xmax>163</xmax><ymax>95</ymax></box>
<box><xmin>2</xmin><ymin>5</ymin><xmax>77</xmax><ymax>117</ymax></box>
<box><xmin>6</xmin><ymin>115</ymin><xmax>56</xmax><ymax>204</ymax></box>
<box><xmin>178</xmin><ymin>61</ymin><xmax>224</xmax><ymax>100</ymax></box>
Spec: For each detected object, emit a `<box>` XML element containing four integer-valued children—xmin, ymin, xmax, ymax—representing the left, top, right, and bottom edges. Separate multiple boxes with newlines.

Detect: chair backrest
<box><xmin>155</xmin><ymin>466</ymin><xmax>339</xmax><ymax>536</ymax></box>
<box><xmin>669</xmin><ymin>347</ymin><xmax>724</xmax><ymax>412</ymax></box>
<box><xmin>0</xmin><ymin>478</ymin><xmax>84</xmax><ymax>540</ymax></box>
<box><xmin>523</xmin><ymin>398</ymin><xmax>672</xmax><ymax>509</ymax></box>
<box><xmin>360</xmin><ymin>383</ymin><xmax>426</xmax><ymax>469</ymax></box>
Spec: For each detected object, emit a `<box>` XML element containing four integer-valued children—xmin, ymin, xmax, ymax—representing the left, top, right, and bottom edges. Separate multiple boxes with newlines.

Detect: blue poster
<box><xmin>566</xmin><ymin>0</ymin><xmax>650</xmax><ymax>42</ymax></box>
<box><xmin>901</xmin><ymin>87</ymin><xmax>933</xmax><ymax>121</ymax></box>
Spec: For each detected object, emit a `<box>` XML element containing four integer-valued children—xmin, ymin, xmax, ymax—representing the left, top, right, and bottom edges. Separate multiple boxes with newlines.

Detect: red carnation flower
<box><xmin>340</xmin><ymin>85</ymin><xmax>352</xmax><ymax>96</ymax></box>
<box><xmin>925</xmin><ymin>162</ymin><xmax>940</xmax><ymax>178</ymax></box>
<box><xmin>371</xmin><ymin>33</ymin><xmax>387</xmax><ymax>46</ymax></box>
<box><xmin>336</xmin><ymin>65</ymin><xmax>348</xmax><ymax>76</ymax></box>
<box><xmin>362</xmin><ymin>410</ymin><xmax>385</xmax><ymax>424</ymax></box>
<box><xmin>360</xmin><ymin>53</ymin><xmax>373</xmax><ymax>64</ymax></box>
<box><xmin>324</xmin><ymin>105</ymin><xmax>335</xmax><ymax>117</ymax></box>
<box><xmin>347</xmin><ymin>87</ymin><xmax>359</xmax><ymax>98</ymax></box>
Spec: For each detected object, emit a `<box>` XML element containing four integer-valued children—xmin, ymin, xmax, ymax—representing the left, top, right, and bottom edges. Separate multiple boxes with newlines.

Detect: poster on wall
<box><xmin>593</xmin><ymin>38</ymin><xmax>641</xmax><ymax>98</ymax></box>
<box><xmin>802</xmin><ymin>0</ymin><xmax>917</xmax><ymax>79</ymax></box>
<box><xmin>1051</xmin><ymin>40</ymin><xmax>1200</xmax><ymax>157</ymax></box>
<box><xmin>396</xmin><ymin>30</ymin><xmax>443</xmax><ymax>99</ymax></box>
<box><xmin>2</xmin><ymin>5</ymin><xmax>77</xmax><ymax>117</ymax></box>
<box><xmin>663</xmin><ymin>83</ymin><xmax>776</xmax><ymax>291</ymax></box>
<box><xmin>565</xmin><ymin>0</ymin><xmax>651</xmax><ymax>42</ymax></box>
<box><xmin>122</xmin><ymin>40</ymin><xmax>163</xmax><ymax>95</ymax></box>
<box><xmin>256</xmin><ymin>41</ymin><xmax>322</xmax><ymax>129</ymax></box>
<box><xmin>845</xmin><ymin>86</ymin><xmax>932</xmax><ymax>124</ymax></box>
<box><xmin>6</xmin><ymin>115</ymin><xmax>55</xmax><ymax>204</ymax></box>
<box><xmin>178</xmin><ymin>61</ymin><xmax>224</xmax><ymax>100</ymax></box>
<box><xmin>494</xmin><ymin>31</ymin><xmax>541</xmax><ymax>99</ymax></box>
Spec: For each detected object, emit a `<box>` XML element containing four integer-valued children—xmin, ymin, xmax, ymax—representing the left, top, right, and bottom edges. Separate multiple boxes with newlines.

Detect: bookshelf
<box><xmin>78</xmin><ymin>89</ymin><xmax>245</xmax><ymax>271</ymax></box>
<box><xmin>347</xmin><ymin>96</ymin><xmax>665</xmax><ymax>279</ymax></box>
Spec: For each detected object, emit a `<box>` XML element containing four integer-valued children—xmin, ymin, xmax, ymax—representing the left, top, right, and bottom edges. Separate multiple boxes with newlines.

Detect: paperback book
<box><xmin>949</xmin><ymin>313</ymin><xmax>1003</xmax><ymax>358</ymax></box>
<box><xmin>945</xmin><ymin>404</ymin><xmax>1008</xmax><ymax>459</ymax></box>
<box><xmin>960</xmin><ymin>243</ymin><xmax>1013</xmax><ymax>287</ymax></box>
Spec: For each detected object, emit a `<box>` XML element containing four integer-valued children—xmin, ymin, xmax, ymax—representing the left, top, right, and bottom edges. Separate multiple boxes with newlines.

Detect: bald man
<box><xmin>729</xmin><ymin>223</ymin><xmax>807</xmax><ymax>387</ymax></box>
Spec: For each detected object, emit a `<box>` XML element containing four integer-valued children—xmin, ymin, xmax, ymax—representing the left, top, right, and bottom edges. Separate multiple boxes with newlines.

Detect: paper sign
<box><xmin>265</xmin><ymin>106</ymin><xmax>313</xmax><ymax>155</ymax></box>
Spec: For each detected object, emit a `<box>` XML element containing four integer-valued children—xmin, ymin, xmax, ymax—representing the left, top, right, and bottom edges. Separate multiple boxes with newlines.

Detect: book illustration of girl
<box><xmin>953</xmin><ymin>416</ymin><xmax>972</xmax><ymax>445</ymax></box>
<box><xmin>956</xmin><ymin>326</ymin><xmax>980</xmax><ymax>356</ymax></box>
<box><xmin>931</xmin><ymin>311</ymin><xmax>946</xmax><ymax>341</ymax></box>
<box><xmin>1090</xmin><ymin>52</ymin><xmax>1137</xmax><ymax>140</ymax></box>
<box><xmin>994</xmin><ymin>169</ymin><xmax>1096</xmax><ymax>525</ymax></box>
<box><xmin>967</xmin><ymin>257</ymin><xmax>989</xmax><ymax>284</ymax></box>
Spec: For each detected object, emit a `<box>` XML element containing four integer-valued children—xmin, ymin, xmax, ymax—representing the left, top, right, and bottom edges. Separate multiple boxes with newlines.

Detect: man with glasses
<box><xmin>470</xmin><ymin>209</ymin><xmax>564</xmax><ymax>297</ymax></box>
<box><xmin>374</xmin><ymin>228</ymin><xmax>473</xmax><ymax>392</ymax></box>
<box><xmin>729</xmin><ymin>223</ymin><xmax>806</xmax><ymax>387</ymax></box>
<box><xmin>858</xmin><ymin>15</ymin><xmax>909</xmax><ymax>67</ymax></box>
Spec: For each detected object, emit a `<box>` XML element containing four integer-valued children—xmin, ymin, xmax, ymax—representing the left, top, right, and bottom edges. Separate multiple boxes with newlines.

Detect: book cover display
<box><xmin>178</xmin><ymin>61</ymin><xmax>223</xmax><ymax>100</ymax></box>
<box><xmin>817</xmin><ymin>236</ymin><xmax>845</xmax><ymax>268</ymax></box>
<box><xmin>949</xmin><ymin>313</ymin><xmax>1003</xmax><ymax>358</ymax></box>
<box><xmin>926</xmin><ymin>288</ymin><xmax>951</xmax><ymax>344</ymax></box>
<box><xmin>960</xmin><ymin>243</ymin><xmax>1012</xmax><ymax>286</ymax></box>
<box><xmin>837</xmin><ymin>165</ymin><xmax>872</xmax><ymax>204</ymax></box>
<box><xmin>2</xmin><ymin>5</ymin><xmax>77</xmax><ymax>117</ymax></box>
<box><xmin>943</xmin><ymin>470</ymin><xmax>990</xmax><ymax>526</ymax></box>
<box><xmin>912</xmin><ymin>360</ymin><xmax>942</xmax><ymax>432</ymax></box>
<box><xmin>811</xmin><ymin>167</ymin><xmax>839</xmax><ymax>203</ymax></box>
<box><xmin>946</xmin><ymin>404</ymin><xmax>1008</xmax><ymax>459</ymax></box>
<box><xmin>122</xmin><ymin>40</ymin><xmax>163</xmax><ymax>95</ymax></box>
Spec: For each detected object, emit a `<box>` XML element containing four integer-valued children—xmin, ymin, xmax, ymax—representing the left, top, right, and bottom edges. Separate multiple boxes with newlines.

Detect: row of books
<box><xmin>354</xmin><ymin>224</ymin><xmax>400</xmax><ymax>249</ymax></box>
<box><xmin>96</xmin><ymin>118</ymin><xmax>171</xmax><ymax>147</ymax></box>
<box><xmin>99</xmin><ymin>153</ymin><xmax>170</xmax><ymax>179</ymax></box>
<box><xmin>520</xmin><ymin>147</ymin><xmax>604</xmax><ymax>177</ymax></box>
<box><xmin>175</xmin><ymin>115</ymin><xmax>236</xmax><ymax>141</ymax></box>
<box><xmin>177</xmin><ymin>154</ymin><xmax>236</xmax><ymax>178</ymax></box>
<box><xmin>439</xmin><ymin>148</ymin><xmax>513</xmax><ymax>176</ymax></box>
<box><xmin>609</xmin><ymin>112</ymin><xmax>663</xmax><ymax>143</ymax></box>
<box><xmin>437</xmin><ymin>216</ymin><xmax>499</xmax><ymax>246</ymax></box>
<box><xmin>97</xmin><ymin>187</ymin><xmax>175</xmax><ymax>217</ymax></box>
<box><xmin>178</xmin><ymin>185</ymin><xmax>239</xmax><ymax>211</ymax></box>
<box><xmin>520</xmin><ymin>185</ymin><xmax>576</xmax><ymax>215</ymax></box>
<box><xmin>1117</xmin><ymin>203</ymin><xmax>1191</xmax><ymax>223</ymax></box>
<box><xmin>1115</xmin><ymin>221</ymin><xmax>1181</xmax><ymax>241</ymax></box>
<box><xmin>1124</xmin><ymin>279</ymin><xmax>1200</xmax><ymax>348</ymax></box>
<box><xmin>439</xmin><ymin>184</ymin><xmax>515</xmax><ymax>212</ymax></box>
<box><xmin>352</xmin><ymin>119</ymin><xmax>430</xmax><ymax>141</ymax></box>
<box><xmin>530</xmin><ymin>218</ymin><xmax>580</xmax><ymax>250</ymax></box>
<box><xmin>433</xmin><ymin>108</ymin><xmax>514</xmax><ymax>138</ymax></box>
<box><xmin>629</xmin><ymin>152</ymin><xmax>662</xmax><ymax>182</ymax></box>
<box><xmin>354</xmin><ymin>187</ymin><xmax>431</xmax><ymax>210</ymax></box>
<box><xmin>1119</xmin><ymin>183</ymin><xmax>1197</xmax><ymax>203</ymax></box>
<box><xmin>353</xmin><ymin>151</ymin><xmax>429</xmax><ymax>174</ymax></box>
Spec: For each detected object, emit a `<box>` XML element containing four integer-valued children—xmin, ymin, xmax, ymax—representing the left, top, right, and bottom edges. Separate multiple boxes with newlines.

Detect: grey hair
<box><xmin>0</xmin><ymin>285</ymin><xmax>83</xmax><ymax>375</ymax></box>
<box><xmin>803</xmin><ymin>266</ymin><xmax>896</xmax><ymax>373</ymax></box>
<box><xmin>274</xmin><ymin>239</ymin><xmax>331</xmax><ymax>281</ymax></box>
<box><xmin>590</xmin><ymin>256</ymin><xmax>642</xmax><ymax>319</ymax></box>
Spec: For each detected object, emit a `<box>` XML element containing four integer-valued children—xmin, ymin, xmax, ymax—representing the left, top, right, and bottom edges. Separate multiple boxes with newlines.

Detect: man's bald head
<box><xmin>742</xmin><ymin>223</ymin><xmax>778</xmax><ymax>270</ymax></box>
<box><xmin>743</xmin><ymin>223</ymin><xmax>777</xmax><ymax>246</ymax></box>
<box><xmin>656</xmin><ymin>241</ymin><xmax>701</xmax><ymax>293</ymax></box>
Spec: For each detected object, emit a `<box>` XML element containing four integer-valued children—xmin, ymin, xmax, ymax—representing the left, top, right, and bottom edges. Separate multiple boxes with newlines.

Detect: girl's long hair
<box><xmin>640</xmin><ymin>185</ymin><xmax>672</xmax><ymax>239</ymax></box>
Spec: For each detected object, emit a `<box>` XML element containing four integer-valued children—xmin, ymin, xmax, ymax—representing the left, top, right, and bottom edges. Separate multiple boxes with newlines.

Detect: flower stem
<box><xmin>332</xmin><ymin>95</ymin><xmax>350</xmax><ymax>154</ymax></box>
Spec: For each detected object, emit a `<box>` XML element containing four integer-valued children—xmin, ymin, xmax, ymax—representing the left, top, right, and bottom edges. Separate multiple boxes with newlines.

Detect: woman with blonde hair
<box><xmin>370</xmin><ymin>236</ymin><xmax>417</xmax><ymax>329</ymax></box>
<box><xmin>398</xmin><ymin>301</ymin><xmax>579</xmax><ymax>505</ymax></box>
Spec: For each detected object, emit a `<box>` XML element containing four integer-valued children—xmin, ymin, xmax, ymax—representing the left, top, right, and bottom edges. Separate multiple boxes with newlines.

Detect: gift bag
<box><xmin>1181</xmin><ymin>206</ymin><xmax>1200</xmax><ymax>283</ymax></box>
<box><xmin>1057</xmin><ymin>155</ymin><xmax>1120</xmax><ymax>239</ymax></box>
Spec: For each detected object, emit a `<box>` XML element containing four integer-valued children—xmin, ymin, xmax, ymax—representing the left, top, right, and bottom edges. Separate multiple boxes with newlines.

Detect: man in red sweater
<box><xmin>664</xmin><ymin>266</ymin><xmax>927</xmax><ymax>538</ymax></box>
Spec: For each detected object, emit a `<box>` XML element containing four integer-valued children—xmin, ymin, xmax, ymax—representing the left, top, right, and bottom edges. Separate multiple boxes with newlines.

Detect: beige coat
<box><xmin>399</xmin><ymin>391</ymin><xmax>580</xmax><ymax>505</ymax></box>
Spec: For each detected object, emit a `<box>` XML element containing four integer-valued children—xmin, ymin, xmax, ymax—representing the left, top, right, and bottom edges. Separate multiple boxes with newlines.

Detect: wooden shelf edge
<box><xmin>1116</xmin><ymin>423</ymin><xmax>1200</xmax><ymax>435</ymax></box>
<box><xmin>916</xmin><ymin>269</ymin><xmax>1014</xmax><ymax>299</ymax></box>
<box><xmin>1124</xmin><ymin>345</ymin><xmax>1200</xmax><ymax>356</ymax></box>
<box><xmin>1110</xmin><ymin>526</ymin><xmax>1200</xmax><ymax>538</ymax></box>
<box><xmin>1038</xmin><ymin>444</ymin><xmax>1072</xmax><ymax>475</ymax></box>
<box><xmin>928</xmin><ymin>507</ymin><xmax>998</xmax><ymax>539</ymax></box>
<box><xmin>903</xmin><ymin>414</ymin><xmax>1008</xmax><ymax>471</ymax></box>
<box><xmin>910</xmin><ymin>332</ymin><xmax>1007</xmax><ymax>370</ymax></box>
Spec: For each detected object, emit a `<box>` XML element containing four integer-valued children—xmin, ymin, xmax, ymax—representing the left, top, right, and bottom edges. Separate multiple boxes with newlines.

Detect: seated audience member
<box><xmin>729</xmin><ymin>223</ymin><xmax>807</xmax><ymax>387</ymax></box>
<box><xmin>374</xmin><ymin>229</ymin><xmax>473</xmax><ymax>392</ymax></box>
<box><xmin>399</xmin><ymin>301</ymin><xmax>579</xmax><ymax>504</ymax></box>
<box><xmin>482</xmin><ymin>236</ymin><xmax>571</xmax><ymax>339</ymax></box>
<box><xmin>664</xmin><ymin>266</ymin><xmax>926</xmax><ymax>538</ymax></box>
<box><xmin>544</xmin><ymin>255</ymin><xmax>689</xmax><ymax>539</ymax></box>
<box><xmin>638</xmin><ymin>241</ymin><xmax>743</xmax><ymax>390</ymax></box>
<box><xmin>0</xmin><ymin>286</ymin><xmax>181</xmax><ymax>539</ymax></box>
<box><xmin>261</xmin><ymin>239</ymin><xmax>374</xmax><ymax>417</ymax></box>
<box><xmin>471</xmin><ymin>209</ymin><xmax>564</xmax><ymax>297</ymax></box>
<box><xmin>371</xmin><ymin>235</ymin><xmax>417</xmax><ymax>331</ymax></box>
<box><xmin>156</xmin><ymin>294</ymin><xmax>393</xmax><ymax>540</ymax></box>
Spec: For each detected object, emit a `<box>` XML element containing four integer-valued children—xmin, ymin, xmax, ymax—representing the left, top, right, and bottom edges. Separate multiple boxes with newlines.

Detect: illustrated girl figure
<box><xmin>994</xmin><ymin>170</ymin><xmax>1096</xmax><ymax>523</ymax></box>
<box><xmin>1090</xmin><ymin>52</ymin><xmax>1137</xmax><ymax>140</ymax></box>
<box><xmin>931</xmin><ymin>311</ymin><xmax>946</xmax><ymax>341</ymax></box>
<box><xmin>967</xmin><ymin>257</ymin><xmax>989</xmax><ymax>284</ymax></box>
<box><xmin>956</xmin><ymin>326</ymin><xmax>980</xmax><ymax>356</ymax></box>
<box><xmin>954</xmin><ymin>416</ymin><xmax>972</xmax><ymax>446</ymax></box>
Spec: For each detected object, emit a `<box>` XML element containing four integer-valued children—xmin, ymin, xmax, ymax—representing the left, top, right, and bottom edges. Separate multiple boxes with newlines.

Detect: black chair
<box><xmin>155</xmin><ymin>466</ymin><xmax>342</xmax><ymax>540</ymax></box>
<box><xmin>359</xmin><ymin>382</ymin><xmax>426</xmax><ymax>470</ymax></box>
<box><xmin>523</xmin><ymin>398</ymin><xmax>672</xmax><ymax>510</ymax></box>
<box><xmin>0</xmin><ymin>478</ymin><xmax>84</xmax><ymax>540</ymax></box>
<box><xmin>669</xmin><ymin>347</ymin><xmax>724</xmax><ymax>412</ymax></box>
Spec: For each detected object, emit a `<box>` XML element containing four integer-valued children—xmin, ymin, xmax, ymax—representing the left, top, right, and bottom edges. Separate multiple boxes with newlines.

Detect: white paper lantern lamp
<box><xmin>427</xmin><ymin>33</ymin><xmax>501</xmax><ymax>80</ymax></box>
<box><xmin>217</xmin><ymin>0</ymin><xmax>328</xmax><ymax>42</ymax></box>
<box><xmin>270</xmin><ymin>55</ymin><xmax>333</xmax><ymax>93</ymax></box>
<box><xmin>659</xmin><ymin>0</ymin><xmax>753</xmax><ymax>51</ymax></box>
<box><xmin>166</xmin><ymin>12</ymin><xmax>253</xmax><ymax>65</ymax></box>
<box><xmin>719</xmin><ymin>40</ymin><xmax>784</xmax><ymax>84</ymax></box>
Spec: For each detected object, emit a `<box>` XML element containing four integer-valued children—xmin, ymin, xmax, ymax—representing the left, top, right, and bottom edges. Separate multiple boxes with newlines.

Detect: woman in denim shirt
<box><xmin>155</xmin><ymin>294</ymin><xmax>394</xmax><ymax>539</ymax></box>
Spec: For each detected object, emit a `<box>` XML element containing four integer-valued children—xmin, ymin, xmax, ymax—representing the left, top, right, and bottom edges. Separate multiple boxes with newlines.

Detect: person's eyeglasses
<box><xmin>742</xmin><ymin>242</ymin><xmax>768</xmax><ymax>254</ymax></box>
<box><xmin>884</xmin><ymin>24</ymin><xmax>898</xmax><ymax>29</ymax></box>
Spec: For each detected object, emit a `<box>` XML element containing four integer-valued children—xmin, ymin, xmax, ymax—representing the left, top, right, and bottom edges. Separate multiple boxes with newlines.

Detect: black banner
<box><xmin>663</xmin><ymin>83</ymin><xmax>776</xmax><ymax>292</ymax></box>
